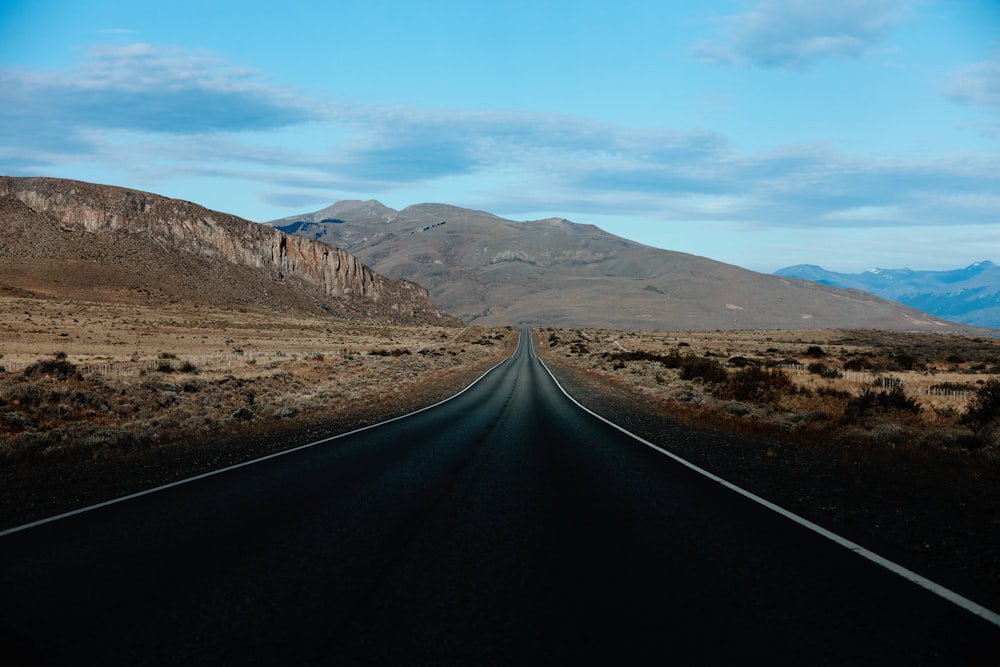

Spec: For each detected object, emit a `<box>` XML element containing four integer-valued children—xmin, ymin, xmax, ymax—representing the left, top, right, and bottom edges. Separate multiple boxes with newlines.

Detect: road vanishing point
<box><xmin>2</xmin><ymin>330</ymin><xmax>997</xmax><ymax>665</ymax></box>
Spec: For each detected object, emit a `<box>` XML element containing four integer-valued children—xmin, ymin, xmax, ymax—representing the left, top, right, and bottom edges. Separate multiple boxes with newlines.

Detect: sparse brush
<box><xmin>678</xmin><ymin>355</ymin><xmax>727</xmax><ymax>383</ymax></box>
<box><xmin>22</xmin><ymin>358</ymin><xmax>81</xmax><ymax>381</ymax></box>
<box><xmin>369</xmin><ymin>348</ymin><xmax>410</xmax><ymax>357</ymax></box>
<box><xmin>962</xmin><ymin>378</ymin><xmax>1000</xmax><ymax>448</ymax></box>
<box><xmin>843</xmin><ymin>385</ymin><xmax>921</xmax><ymax>423</ymax></box>
<box><xmin>713</xmin><ymin>366</ymin><xmax>791</xmax><ymax>403</ymax></box>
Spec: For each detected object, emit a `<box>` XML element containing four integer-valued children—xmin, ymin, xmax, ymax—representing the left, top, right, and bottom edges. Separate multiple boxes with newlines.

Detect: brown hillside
<box><xmin>0</xmin><ymin>178</ymin><xmax>457</xmax><ymax>325</ymax></box>
<box><xmin>272</xmin><ymin>202</ymin><xmax>977</xmax><ymax>332</ymax></box>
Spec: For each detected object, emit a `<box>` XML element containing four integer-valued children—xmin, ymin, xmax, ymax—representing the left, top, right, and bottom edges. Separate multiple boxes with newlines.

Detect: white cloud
<box><xmin>947</xmin><ymin>60</ymin><xmax>1000</xmax><ymax>109</ymax></box>
<box><xmin>695</xmin><ymin>0</ymin><xmax>911</xmax><ymax>69</ymax></box>
<box><xmin>0</xmin><ymin>43</ymin><xmax>316</xmax><ymax>141</ymax></box>
<box><xmin>3</xmin><ymin>39</ymin><xmax>998</xmax><ymax>242</ymax></box>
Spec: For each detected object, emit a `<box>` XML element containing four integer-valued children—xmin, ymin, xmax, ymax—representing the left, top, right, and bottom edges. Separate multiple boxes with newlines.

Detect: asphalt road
<box><xmin>1</xmin><ymin>329</ymin><xmax>997</xmax><ymax>665</ymax></box>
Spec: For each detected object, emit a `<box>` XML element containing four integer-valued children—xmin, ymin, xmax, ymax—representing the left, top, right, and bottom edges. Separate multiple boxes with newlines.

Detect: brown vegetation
<box><xmin>541</xmin><ymin>327</ymin><xmax>1000</xmax><ymax>451</ymax></box>
<box><xmin>0</xmin><ymin>296</ymin><xmax>512</xmax><ymax>528</ymax></box>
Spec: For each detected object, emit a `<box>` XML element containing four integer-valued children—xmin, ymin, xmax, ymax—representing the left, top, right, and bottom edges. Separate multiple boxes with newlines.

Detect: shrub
<box><xmin>2</xmin><ymin>383</ymin><xmax>43</xmax><ymax>408</ymax></box>
<box><xmin>713</xmin><ymin>366</ymin><xmax>791</xmax><ymax>403</ymax></box>
<box><xmin>843</xmin><ymin>385</ymin><xmax>920</xmax><ymax>422</ymax></box>
<box><xmin>804</xmin><ymin>345</ymin><xmax>826</xmax><ymax>358</ymax></box>
<box><xmin>22</xmin><ymin>358</ymin><xmax>81</xmax><ymax>381</ymax></box>
<box><xmin>843</xmin><ymin>357</ymin><xmax>876</xmax><ymax>371</ymax></box>
<box><xmin>369</xmin><ymin>348</ymin><xmax>411</xmax><ymax>357</ymax></box>
<box><xmin>605</xmin><ymin>349</ymin><xmax>681</xmax><ymax>366</ymax></box>
<box><xmin>678</xmin><ymin>355</ymin><xmax>727</xmax><ymax>383</ymax></box>
<box><xmin>231</xmin><ymin>407</ymin><xmax>255</xmax><ymax>422</ymax></box>
<box><xmin>807</xmin><ymin>362</ymin><xmax>842</xmax><ymax>379</ymax></box>
<box><xmin>871</xmin><ymin>423</ymin><xmax>907</xmax><ymax>445</ymax></box>
<box><xmin>890</xmin><ymin>351</ymin><xmax>921</xmax><ymax>371</ymax></box>
<box><xmin>962</xmin><ymin>378</ymin><xmax>1000</xmax><ymax>448</ymax></box>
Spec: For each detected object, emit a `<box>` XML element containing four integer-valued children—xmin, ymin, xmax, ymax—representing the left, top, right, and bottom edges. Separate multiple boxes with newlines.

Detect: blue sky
<box><xmin>1</xmin><ymin>0</ymin><xmax>998</xmax><ymax>272</ymax></box>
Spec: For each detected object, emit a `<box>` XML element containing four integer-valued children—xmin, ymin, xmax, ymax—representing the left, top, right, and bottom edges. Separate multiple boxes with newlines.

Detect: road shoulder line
<box><xmin>0</xmin><ymin>352</ymin><xmax>515</xmax><ymax>538</ymax></box>
<box><xmin>535</xmin><ymin>347</ymin><xmax>1000</xmax><ymax>630</ymax></box>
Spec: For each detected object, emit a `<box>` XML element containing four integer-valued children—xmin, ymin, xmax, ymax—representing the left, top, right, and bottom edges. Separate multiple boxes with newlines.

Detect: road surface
<box><xmin>1</xmin><ymin>329</ymin><xmax>997</xmax><ymax>664</ymax></box>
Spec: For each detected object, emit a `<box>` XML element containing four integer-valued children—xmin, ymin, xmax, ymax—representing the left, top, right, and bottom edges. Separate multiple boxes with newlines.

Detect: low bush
<box><xmin>678</xmin><ymin>355</ymin><xmax>727</xmax><ymax>383</ymax></box>
<box><xmin>713</xmin><ymin>366</ymin><xmax>791</xmax><ymax>403</ymax></box>
<box><xmin>807</xmin><ymin>362</ymin><xmax>842</xmax><ymax>379</ymax></box>
<box><xmin>843</xmin><ymin>385</ymin><xmax>920</xmax><ymax>422</ymax></box>
<box><xmin>962</xmin><ymin>378</ymin><xmax>1000</xmax><ymax>448</ymax></box>
<box><xmin>843</xmin><ymin>357</ymin><xmax>877</xmax><ymax>371</ymax></box>
<box><xmin>369</xmin><ymin>348</ymin><xmax>411</xmax><ymax>357</ymax></box>
<box><xmin>22</xmin><ymin>358</ymin><xmax>81</xmax><ymax>381</ymax></box>
<box><xmin>605</xmin><ymin>349</ymin><xmax>680</xmax><ymax>365</ymax></box>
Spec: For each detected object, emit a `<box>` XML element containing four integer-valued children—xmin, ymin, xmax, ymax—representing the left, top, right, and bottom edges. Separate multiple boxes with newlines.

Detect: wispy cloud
<box><xmin>0</xmin><ymin>42</ymin><xmax>316</xmax><ymax>145</ymax></box>
<box><xmin>694</xmin><ymin>0</ymin><xmax>911</xmax><ymax>69</ymax></box>
<box><xmin>946</xmin><ymin>60</ymin><xmax>1000</xmax><ymax>110</ymax></box>
<box><xmin>2</xmin><ymin>40</ymin><xmax>997</xmax><ymax>237</ymax></box>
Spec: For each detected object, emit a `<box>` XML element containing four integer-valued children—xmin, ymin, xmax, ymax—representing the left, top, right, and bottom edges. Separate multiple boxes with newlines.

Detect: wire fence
<box><xmin>778</xmin><ymin>365</ymin><xmax>979</xmax><ymax>402</ymax></box>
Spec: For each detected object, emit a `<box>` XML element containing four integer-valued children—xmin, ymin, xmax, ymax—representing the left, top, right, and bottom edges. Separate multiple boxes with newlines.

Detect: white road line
<box><xmin>534</xmin><ymin>342</ymin><xmax>1000</xmax><ymax>630</ymax></box>
<box><xmin>0</xmin><ymin>350</ymin><xmax>515</xmax><ymax>539</ymax></box>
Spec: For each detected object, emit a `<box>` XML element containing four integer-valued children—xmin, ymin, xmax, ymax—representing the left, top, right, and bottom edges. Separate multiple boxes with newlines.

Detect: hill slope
<box><xmin>775</xmin><ymin>263</ymin><xmax>1000</xmax><ymax>329</ymax></box>
<box><xmin>271</xmin><ymin>202</ymin><xmax>971</xmax><ymax>331</ymax></box>
<box><xmin>0</xmin><ymin>178</ymin><xmax>456</xmax><ymax>325</ymax></box>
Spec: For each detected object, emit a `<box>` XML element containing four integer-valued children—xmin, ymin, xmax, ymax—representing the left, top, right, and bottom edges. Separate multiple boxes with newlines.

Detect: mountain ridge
<box><xmin>775</xmin><ymin>262</ymin><xmax>1000</xmax><ymax>329</ymax></box>
<box><xmin>271</xmin><ymin>200</ymin><xmax>980</xmax><ymax>332</ymax></box>
<box><xmin>0</xmin><ymin>177</ymin><xmax>457</xmax><ymax>325</ymax></box>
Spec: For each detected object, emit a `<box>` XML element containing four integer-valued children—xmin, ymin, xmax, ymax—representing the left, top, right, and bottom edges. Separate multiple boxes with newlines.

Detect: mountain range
<box><xmin>0</xmin><ymin>177</ymin><xmax>456</xmax><ymax>325</ymax></box>
<box><xmin>270</xmin><ymin>200</ymin><xmax>972</xmax><ymax>332</ymax></box>
<box><xmin>775</xmin><ymin>262</ymin><xmax>1000</xmax><ymax>329</ymax></box>
<box><xmin>2</xmin><ymin>177</ymin><xmax>989</xmax><ymax>333</ymax></box>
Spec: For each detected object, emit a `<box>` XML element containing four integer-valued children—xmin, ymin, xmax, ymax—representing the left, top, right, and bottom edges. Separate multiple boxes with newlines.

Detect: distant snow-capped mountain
<box><xmin>774</xmin><ymin>261</ymin><xmax>1000</xmax><ymax>329</ymax></box>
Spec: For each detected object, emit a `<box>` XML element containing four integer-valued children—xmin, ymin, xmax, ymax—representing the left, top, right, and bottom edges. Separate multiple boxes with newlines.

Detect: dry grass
<box><xmin>0</xmin><ymin>297</ymin><xmax>513</xmax><ymax>525</ymax></box>
<box><xmin>539</xmin><ymin>327</ymin><xmax>1000</xmax><ymax>452</ymax></box>
<box><xmin>0</xmin><ymin>298</ymin><xmax>513</xmax><ymax>461</ymax></box>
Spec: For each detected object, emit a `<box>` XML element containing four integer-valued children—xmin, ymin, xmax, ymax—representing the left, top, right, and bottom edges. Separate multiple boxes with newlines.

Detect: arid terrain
<box><xmin>0</xmin><ymin>296</ymin><xmax>513</xmax><ymax>527</ymax></box>
<box><xmin>538</xmin><ymin>327</ymin><xmax>1000</xmax><ymax>609</ymax></box>
<box><xmin>2</xmin><ymin>176</ymin><xmax>999</xmax><ymax>618</ymax></box>
<box><xmin>4</xmin><ymin>298</ymin><xmax>1000</xmax><ymax>609</ymax></box>
<box><xmin>271</xmin><ymin>199</ymin><xmax>975</xmax><ymax>332</ymax></box>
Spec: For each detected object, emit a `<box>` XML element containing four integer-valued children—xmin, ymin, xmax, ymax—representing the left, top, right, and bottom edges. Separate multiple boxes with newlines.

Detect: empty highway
<box><xmin>1</xmin><ymin>330</ymin><xmax>996</xmax><ymax>665</ymax></box>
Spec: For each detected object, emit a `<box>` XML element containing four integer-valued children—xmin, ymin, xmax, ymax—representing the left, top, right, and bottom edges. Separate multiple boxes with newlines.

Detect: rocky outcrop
<box><xmin>0</xmin><ymin>177</ymin><xmax>457</xmax><ymax>324</ymax></box>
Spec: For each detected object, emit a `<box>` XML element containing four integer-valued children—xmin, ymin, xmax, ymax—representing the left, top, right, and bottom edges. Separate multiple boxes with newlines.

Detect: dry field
<box><xmin>540</xmin><ymin>327</ymin><xmax>1000</xmax><ymax>451</ymax></box>
<box><xmin>0</xmin><ymin>296</ymin><xmax>513</xmax><ymax>526</ymax></box>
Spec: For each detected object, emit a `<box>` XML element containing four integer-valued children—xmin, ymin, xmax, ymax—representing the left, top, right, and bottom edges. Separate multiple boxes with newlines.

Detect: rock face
<box><xmin>0</xmin><ymin>177</ymin><xmax>457</xmax><ymax>324</ymax></box>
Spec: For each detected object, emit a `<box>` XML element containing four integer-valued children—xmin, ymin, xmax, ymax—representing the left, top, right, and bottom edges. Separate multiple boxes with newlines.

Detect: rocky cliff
<box><xmin>0</xmin><ymin>177</ymin><xmax>457</xmax><ymax>324</ymax></box>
